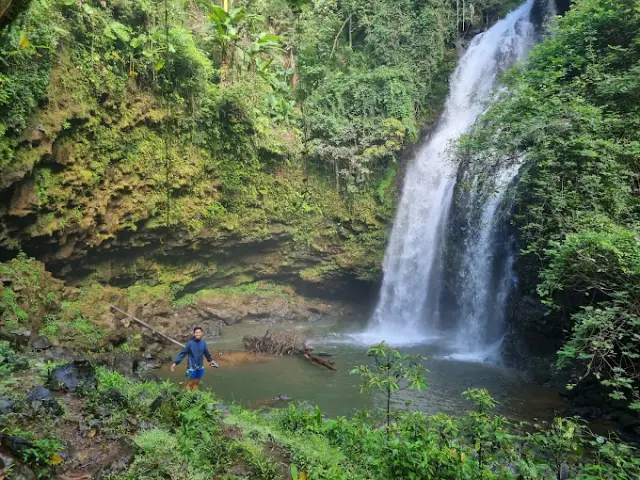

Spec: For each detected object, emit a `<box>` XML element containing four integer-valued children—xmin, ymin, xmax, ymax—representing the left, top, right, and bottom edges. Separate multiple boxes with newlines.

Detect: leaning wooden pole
<box><xmin>109</xmin><ymin>304</ymin><xmax>185</xmax><ymax>348</ymax></box>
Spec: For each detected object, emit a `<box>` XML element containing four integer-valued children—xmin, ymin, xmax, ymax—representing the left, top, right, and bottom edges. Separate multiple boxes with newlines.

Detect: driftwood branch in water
<box><xmin>243</xmin><ymin>330</ymin><xmax>337</xmax><ymax>371</ymax></box>
<box><xmin>303</xmin><ymin>351</ymin><xmax>337</xmax><ymax>371</ymax></box>
<box><xmin>109</xmin><ymin>304</ymin><xmax>185</xmax><ymax>348</ymax></box>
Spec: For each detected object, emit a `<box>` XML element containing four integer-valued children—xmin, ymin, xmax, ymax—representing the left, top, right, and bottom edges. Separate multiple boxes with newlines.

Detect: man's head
<box><xmin>193</xmin><ymin>327</ymin><xmax>203</xmax><ymax>340</ymax></box>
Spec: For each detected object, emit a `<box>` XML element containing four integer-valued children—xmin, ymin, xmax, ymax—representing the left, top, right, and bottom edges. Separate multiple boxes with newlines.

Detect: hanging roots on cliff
<box><xmin>243</xmin><ymin>330</ymin><xmax>337</xmax><ymax>371</ymax></box>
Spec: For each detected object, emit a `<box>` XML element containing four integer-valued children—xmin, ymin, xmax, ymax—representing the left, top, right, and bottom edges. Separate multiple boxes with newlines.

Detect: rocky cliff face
<box><xmin>0</xmin><ymin>60</ymin><xmax>389</xmax><ymax>300</ymax></box>
<box><xmin>0</xmin><ymin>0</ymin><xmax>402</xmax><ymax>304</ymax></box>
<box><xmin>0</xmin><ymin>253</ymin><xmax>361</xmax><ymax>384</ymax></box>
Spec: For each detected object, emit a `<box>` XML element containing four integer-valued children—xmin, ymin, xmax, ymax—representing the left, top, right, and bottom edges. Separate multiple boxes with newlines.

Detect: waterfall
<box><xmin>365</xmin><ymin>1</ymin><xmax>536</xmax><ymax>355</ymax></box>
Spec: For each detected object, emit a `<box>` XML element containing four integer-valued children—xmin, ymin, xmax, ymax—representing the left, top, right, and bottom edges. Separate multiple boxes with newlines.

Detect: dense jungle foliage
<box><xmin>459</xmin><ymin>0</ymin><xmax>640</xmax><ymax>410</ymax></box>
<box><xmin>0</xmin><ymin>0</ymin><xmax>517</xmax><ymax>288</ymax></box>
<box><xmin>2</xmin><ymin>0</ymin><xmax>640</xmax><ymax>478</ymax></box>
<box><xmin>1</xmin><ymin>341</ymin><xmax>638</xmax><ymax>479</ymax></box>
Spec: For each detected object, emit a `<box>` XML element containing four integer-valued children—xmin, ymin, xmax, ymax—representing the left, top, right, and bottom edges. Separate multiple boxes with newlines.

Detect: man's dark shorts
<box><xmin>186</xmin><ymin>367</ymin><xmax>204</xmax><ymax>380</ymax></box>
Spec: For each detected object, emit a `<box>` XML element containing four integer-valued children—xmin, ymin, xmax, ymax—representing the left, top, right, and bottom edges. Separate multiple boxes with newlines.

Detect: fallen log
<box><xmin>243</xmin><ymin>330</ymin><xmax>337</xmax><ymax>371</ymax></box>
<box><xmin>303</xmin><ymin>351</ymin><xmax>337</xmax><ymax>371</ymax></box>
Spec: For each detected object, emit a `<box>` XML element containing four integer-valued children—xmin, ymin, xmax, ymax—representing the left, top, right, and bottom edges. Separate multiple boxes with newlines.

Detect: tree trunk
<box><xmin>386</xmin><ymin>389</ymin><xmax>391</xmax><ymax>429</ymax></box>
<box><xmin>289</xmin><ymin>48</ymin><xmax>297</xmax><ymax>90</ymax></box>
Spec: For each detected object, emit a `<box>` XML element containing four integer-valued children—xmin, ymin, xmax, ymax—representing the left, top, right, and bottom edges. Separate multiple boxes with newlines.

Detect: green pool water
<box><xmin>157</xmin><ymin>316</ymin><xmax>567</xmax><ymax>420</ymax></box>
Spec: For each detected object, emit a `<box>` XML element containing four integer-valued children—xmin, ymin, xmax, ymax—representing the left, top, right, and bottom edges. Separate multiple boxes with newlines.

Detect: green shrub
<box><xmin>22</xmin><ymin>438</ymin><xmax>65</xmax><ymax>468</ymax></box>
<box><xmin>0</xmin><ymin>341</ymin><xmax>29</xmax><ymax>375</ymax></box>
<box><xmin>278</xmin><ymin>402</ymin><xmax>324</xmax><ymax>434</ymax></box>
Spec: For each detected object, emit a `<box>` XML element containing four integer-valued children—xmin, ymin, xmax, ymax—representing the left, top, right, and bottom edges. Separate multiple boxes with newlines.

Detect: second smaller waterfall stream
<box><xmin>362</xmin><ymin>1</ymin><xmax>537</xmax><ymax>359</ymax></box>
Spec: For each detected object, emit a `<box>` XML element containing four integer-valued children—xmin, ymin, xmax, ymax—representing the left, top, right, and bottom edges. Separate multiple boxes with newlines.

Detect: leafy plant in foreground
<box><xmin>351</xmin><ymin>341</ymin><xmax>428</xmax><ymax>428</ymax></box>
<box><xmin>22</xmin><ymin>438</ymin><xmax>65</xmax><ymax>468</ymax></box>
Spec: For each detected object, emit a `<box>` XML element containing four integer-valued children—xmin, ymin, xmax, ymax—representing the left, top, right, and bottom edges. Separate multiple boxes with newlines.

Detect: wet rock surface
<box><xmin>503</xmin><ymin>294</ymin><xmax>562</xmax><ymax>383</ymax></box>
<box><xmin>26</xmin><ymin>385</ymin><xmax>63</xmax><ymax>415</ymax></box>
<box><xmin>136</xmin><ymin>357</ymin><xmax>163</xmax><ymax>374</ymax></box>
<box><xmin>189</xmin><ymin>294</ymin><xmax>339</xmax><ymax>328</ymax></box>
<box><xmin>0</xmin><ymin>434</ymin><xmax>35</xmax><ymax>458</ymax></box>
<box><xmin>42</xmin><ymin>346</ymin><xmax>76</xmax><ymax>363</ymax></box>
<box><xmin>111</xmin><ymin>352</ymin><xmax>135</xmax><ymax>377</ymax></box>
<box><xmin>271</xmin><ymin>394</ymin><xmax>291</xmax><ymax>401</ymax></box>
<box><xmin>26</xmin><ymin>385</ymin><xmax>55</xmax><ymax>403</ymax></box>
<box><xmin>49</xmin><ymin>361</ymin><xmax>97</xmax><ymax>391</ymax></box>
<box><xmin>30</xmin><ymin>335</ymin><xmax>52</xmax><ymax>350</ymax></box>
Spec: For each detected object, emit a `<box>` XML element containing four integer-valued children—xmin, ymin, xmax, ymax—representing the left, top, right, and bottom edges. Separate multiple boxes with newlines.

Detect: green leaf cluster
<box><xmin>0</xmin><ymin>252</ymin><xmax>60</xmax><ymax>329</ymax></box>
<box><xmin>0</xmin><ymin>0</ymin><xmax>62</xmax><ymax>169</ymax></box>
<box><xmin>350</xmin><ymin>341</ymin><xmax>428</xmax><ymax>428</ymax></box>
<box><xmin>276</xmin><ymin>389</ymin><xmax>640</xmax><ymax>479</ymax></box>
<box><xmin>296</xmin><ymin>0</ymin><xmax>456</xmax><ymax>190</ymax></box>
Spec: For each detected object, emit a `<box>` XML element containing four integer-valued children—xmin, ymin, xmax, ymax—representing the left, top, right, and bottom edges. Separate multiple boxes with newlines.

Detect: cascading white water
<box><xmin>365</xmin><ymin>1</ymin><xmax>536</xmax><ymax>351</ymax></box>
<box><xmin>449</xmin><ymin>163</ymin><xmax>522</xmax><ymax>361</ymax></box>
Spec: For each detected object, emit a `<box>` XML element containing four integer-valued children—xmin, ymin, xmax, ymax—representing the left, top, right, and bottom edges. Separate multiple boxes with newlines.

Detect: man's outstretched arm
<box><xmin>204</xmin><ymin>342</ymin><xmax>213</xmax><ymax>363</ymax></box>
<box><xmin>171</xmin><ymin>343</ymin><xmax>189</xmax><ymax>371</ymax></box>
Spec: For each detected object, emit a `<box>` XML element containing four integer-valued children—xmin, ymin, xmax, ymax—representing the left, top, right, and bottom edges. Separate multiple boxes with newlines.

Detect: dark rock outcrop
<box><xmin>8</xmin><ymin>177</ymin><xmax>39</xmax><ymax>217</ymax></box>
<box><xmin>191</xmin><ymin>294</ymin><xmax>336</xmax><ymax>327</ymax></box>
<box><xmin>0</xmin><ymin>449</ymin><xmax>37</xmax><ymax>480</ymax></box>
<box><xmin>136</xmin><ymin>357</ymin><xmax>163</xmax><ymax>374</ymax></box>
<box><xmin>49</xmin><ymin>360</ymin><xmax>96</xmax><ymax>391</ymax></box>
<box><xmin>30</xmin><ymin>335</ymin><xmax>51</xmax><ymax>350</ymax></box>
<box><xmin>503</xmin><ymin>293</ymin><xmax>564</xmax><ymax>383</ymax></box>
<box><xmin>0</xmin><ymin>434</ymin><xmax>34</xmax><ymax>458</ymax></box>
<box><xmin>42</xmin><ymin>345</ymin><xmax>75</xmax><ymax>363</ymax></box>
<box><xmin>26</xmin><ymin>385</ymin><xmax>54</xmax><ymax>403</ymax></box>
<box><xmin>111</xmin><ymin>352</ymin><xmax>135</xmax><ymax>377</ymax></box>
<box><xmin>556</xmin><ymin>0</ymin><xmax>572</xmax><ymax>14</ymax></box>
<box><xmin>26</xmin><ymin>385</ymin><xmax>63</xmax><ymax>415</ymax></box>
<box><xmin>100</xmin><ymin>388</ymin><xmax>128</xmax><ymax>407</ymax></box>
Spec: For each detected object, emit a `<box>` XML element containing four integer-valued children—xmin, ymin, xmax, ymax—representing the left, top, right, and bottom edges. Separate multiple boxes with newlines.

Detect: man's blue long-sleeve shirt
<box><xmin>174</xmin><ymin>338</ymin><xmax>212</xmax><ymax>369</ymax></box>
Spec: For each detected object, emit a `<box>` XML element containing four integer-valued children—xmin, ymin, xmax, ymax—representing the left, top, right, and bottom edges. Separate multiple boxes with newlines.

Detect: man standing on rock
<box><xmin>170</xmin><ymin>327</ymin><xmax>217</xmax><ymax>391</ymax></box>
